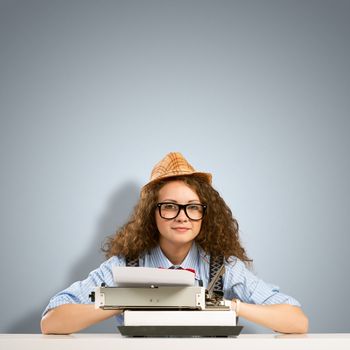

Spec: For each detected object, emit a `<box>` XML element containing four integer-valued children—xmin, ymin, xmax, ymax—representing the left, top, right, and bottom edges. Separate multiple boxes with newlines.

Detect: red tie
<box><xmin>166</xmin><ymin>266</ymin><xmax>196</xmax><ymax>274</ymax></box>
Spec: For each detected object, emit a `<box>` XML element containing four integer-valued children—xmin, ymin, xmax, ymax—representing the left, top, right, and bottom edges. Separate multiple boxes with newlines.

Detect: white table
<box><xmin>1</xmin><ymin>333</ymin><xmax>350</xmax><ymax>350</ymax></box>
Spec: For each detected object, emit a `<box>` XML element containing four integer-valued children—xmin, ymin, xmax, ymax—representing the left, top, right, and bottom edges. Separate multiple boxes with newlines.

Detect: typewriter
<box><xmin>89</xmin><ymin>265</ymin><xmax>243</xmax><ymax>337</ymax></box>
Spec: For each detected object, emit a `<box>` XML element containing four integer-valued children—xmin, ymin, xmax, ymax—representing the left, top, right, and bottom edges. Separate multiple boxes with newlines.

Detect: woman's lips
<box><xmin>172</xmin><ymin>227</ymin><xmax>190</xmax><ymax>232</ymax></box>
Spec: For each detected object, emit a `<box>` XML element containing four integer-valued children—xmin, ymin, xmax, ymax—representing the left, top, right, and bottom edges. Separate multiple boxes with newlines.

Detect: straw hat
<box><xmin>142</xmin><ymin>152</ymin><xmax>212</xmax><ymax>190</ymax></box>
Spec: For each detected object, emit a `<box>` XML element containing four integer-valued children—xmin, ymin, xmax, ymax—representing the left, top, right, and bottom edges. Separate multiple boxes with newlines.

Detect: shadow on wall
<box><xmin>6</xmin><ymin>182</ymin><xmax>140</xmax><ymax>333</ymax></box>
<box><xmin>67</xmin><ymin>181</ymin><xmax>141</xmax><ymax>284</ymax></box>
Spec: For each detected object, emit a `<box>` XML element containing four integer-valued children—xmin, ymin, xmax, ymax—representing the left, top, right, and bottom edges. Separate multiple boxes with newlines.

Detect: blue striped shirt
<box><xmin>43</xmin><ymin>243</ymin><xmax>300</xmax><ymax>321</ymax></box>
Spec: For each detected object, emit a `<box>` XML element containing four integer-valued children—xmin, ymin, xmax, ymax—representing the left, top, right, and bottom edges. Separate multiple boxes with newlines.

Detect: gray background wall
<box><xmin>1</xmin><ymin>0</ymin><xmax>349</xmax><ymax>334</ymax></box>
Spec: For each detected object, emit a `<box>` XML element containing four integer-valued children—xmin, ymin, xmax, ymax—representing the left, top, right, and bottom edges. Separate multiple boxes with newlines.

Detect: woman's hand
<box><xmin>41</xmin><ymin>304</ymin><xmax>122</xmax><ymax>334</ymax></box>
<box><xmin>232</xmin><ymin>300</ymin><xmax>309</xmax><ymax>334</ymax></box>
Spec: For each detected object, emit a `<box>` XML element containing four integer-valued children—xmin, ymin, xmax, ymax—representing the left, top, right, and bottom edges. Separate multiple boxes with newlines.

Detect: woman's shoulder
<box><xmin>90</xmin><ymin>255</ymin><xmax>127</xmax><ymax>275</ymax></box>
<box><xmin>104</xmin><ymin>254</ymin><xmax>127</xmax><ymax>267</ymax></box>
<box><xmin>225</xmin><ymin>255</ymin><xmax>248</xmax><ymax>271</ymax></box>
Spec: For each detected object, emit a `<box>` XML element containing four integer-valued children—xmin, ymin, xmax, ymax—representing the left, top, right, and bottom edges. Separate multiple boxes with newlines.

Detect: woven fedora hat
<box><xmin>142</xmin><ymin>152</ymin><xmax>212</xmax><ymax>190</ymax></box>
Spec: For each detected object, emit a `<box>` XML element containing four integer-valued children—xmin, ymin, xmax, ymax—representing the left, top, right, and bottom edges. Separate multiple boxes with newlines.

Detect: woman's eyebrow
<box><xmin>159</xmin><ymin>199</ymin><xmax>201</xmax><ymax>203</ymax></box>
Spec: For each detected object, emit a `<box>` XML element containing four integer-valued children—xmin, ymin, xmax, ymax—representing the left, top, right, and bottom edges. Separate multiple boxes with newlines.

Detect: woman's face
<box><xmin>155</xmin><ymin>180</ymin><xmax>203</xmax><ymax>251</ymax></box>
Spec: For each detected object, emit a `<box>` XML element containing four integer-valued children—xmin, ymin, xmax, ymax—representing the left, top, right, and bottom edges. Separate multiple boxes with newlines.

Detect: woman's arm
<box><xmin>41</xmin><ymin>304</ymin><xmax>122</xmax><ymax>334</ymax></box>
<box><xmin>233</xmin><ymin>301</ymin><xmax>308</xmax><ymax>334</ymax></box>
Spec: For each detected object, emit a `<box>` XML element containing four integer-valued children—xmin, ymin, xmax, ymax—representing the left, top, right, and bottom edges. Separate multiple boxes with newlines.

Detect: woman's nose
<box><xmin>175</xmin><ymin>208</ymin><xmax>188</xmax><ymax>221</ymax></box>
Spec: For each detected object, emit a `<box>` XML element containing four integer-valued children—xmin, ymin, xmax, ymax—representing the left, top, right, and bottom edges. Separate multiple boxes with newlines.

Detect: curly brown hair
<box><xmin>103</xmin><ymin>175</ymin><xmax>251</xmax><ymax>264</ymax></box>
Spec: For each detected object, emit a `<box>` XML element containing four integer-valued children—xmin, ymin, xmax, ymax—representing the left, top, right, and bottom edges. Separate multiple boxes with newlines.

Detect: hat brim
<box><xmin>142</xmin><ymin>171</ymin><xmax>212</xmax><ymax>192</ymax></box>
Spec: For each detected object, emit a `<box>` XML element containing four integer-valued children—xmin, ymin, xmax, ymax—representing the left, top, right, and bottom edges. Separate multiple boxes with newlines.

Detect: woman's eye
<box><xmin>188</xmin><ymin>205</ymin><xmax>201</xmax><ymax>211</ymax></box>
<box><xmin>163</xmin><ymin>204</ymin><xmax>177</xmax><ymax>210</ymax></box>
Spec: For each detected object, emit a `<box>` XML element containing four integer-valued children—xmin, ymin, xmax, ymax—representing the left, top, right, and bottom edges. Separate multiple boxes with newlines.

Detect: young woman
<box><xmin>41</xmin><ymin>152</ymin><xmax>308</xmax><ymax>334</ymax></box>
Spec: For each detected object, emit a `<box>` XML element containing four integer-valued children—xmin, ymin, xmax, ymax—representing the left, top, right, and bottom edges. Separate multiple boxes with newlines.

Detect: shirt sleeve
<box><xmin>42</xmin><ymin>256</ymin><xmax>124</xmax><ymax>316</ymax></box>
<box><xmin>223</xmin><ymin>258</ymin><xmax>301</xmax><ymax>307</ymax></box>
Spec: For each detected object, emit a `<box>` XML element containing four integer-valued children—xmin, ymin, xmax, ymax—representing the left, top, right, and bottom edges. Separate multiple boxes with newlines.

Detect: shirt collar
<box><xmin>149</xmin><ymin>243</ymin><xmax>201</xmax><ymax>281</ymax></box>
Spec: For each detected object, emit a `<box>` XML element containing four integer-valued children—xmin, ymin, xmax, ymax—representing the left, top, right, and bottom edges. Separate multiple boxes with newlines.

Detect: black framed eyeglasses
<box><xmin>156</xmin><ymin>202</ymin><xmax>207</xmax><ymax>221</ymax></box>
